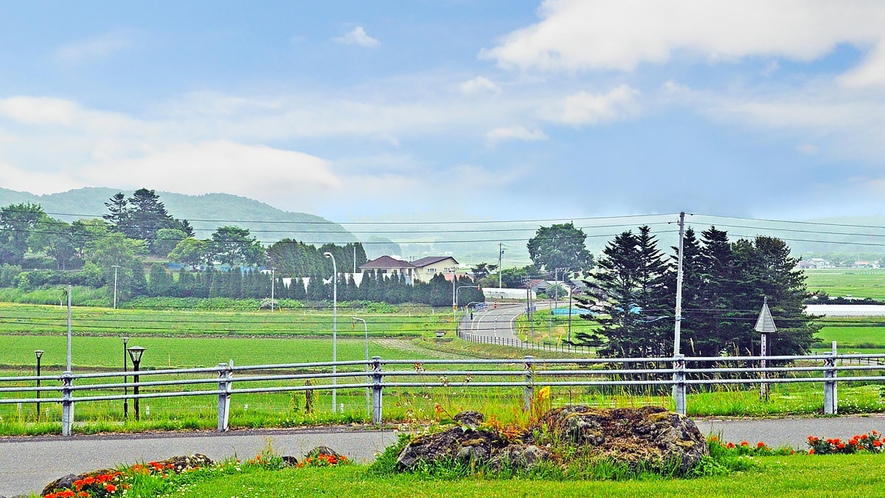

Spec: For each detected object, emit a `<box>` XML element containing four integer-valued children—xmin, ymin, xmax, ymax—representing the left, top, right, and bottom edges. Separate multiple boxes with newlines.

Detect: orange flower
<box><xmin>105</xmin><ymin>484</ymin><xmax>117</xmax><ymax>493</ymax></box>
<box><xmin>726</xmin><ymin>442</ymin><xmax>735</xmax><ymax>449</ymax></box>
<box><xmin>808</xmin><ymin>448</ymin><xmax>815</xmax><ymax>455</ymax></box>
<box><xmin>756</xmin><ymin>442</ymin><xmax>765</xmax><ymax>449</ymax></box>
<box><xmin>739</xmin><ymin>441</ymin><xmax>749</xmax><ymax>446</ymax></box>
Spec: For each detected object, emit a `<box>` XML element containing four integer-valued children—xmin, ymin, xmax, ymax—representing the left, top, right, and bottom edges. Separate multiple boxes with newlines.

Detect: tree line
<box><xmin>0</xmin><ymin>189</ymin><xmax>485</xmax><ymax>307</ymax></box>
<box><xmin>573</xmin><ymin>225</ymin><xmax>818</xmax><ymax>358</ymax></box>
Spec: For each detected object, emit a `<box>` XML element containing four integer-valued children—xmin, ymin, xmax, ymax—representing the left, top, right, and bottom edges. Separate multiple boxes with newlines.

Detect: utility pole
<box><xmin>673</xmin><ymin>211</ymin><xmax>685</xmax><ymax>357</ymax></box>
<box><xmin>498</xmin><ymin>243</ymin><xmax>504</xmax><ymax>288</ymax></box>
<box><xmin>270</xmin><ymin>267</ymin><xmax>275</xmax><ymax>312</ymax></box>
<box><xmin>112</xmin><ymin>265</ymin><xmax>120</xmax><ymax>309</ymax></box>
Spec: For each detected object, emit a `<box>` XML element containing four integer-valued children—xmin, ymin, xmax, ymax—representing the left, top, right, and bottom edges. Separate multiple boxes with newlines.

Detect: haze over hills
<box><xmin>0</xmin><ymin>187</ymin><xmax>356</xmax><ymax>245</ymax></box>
<box><xmin>1</xmin><ymin>186</ymin><xmax>884</xmax><ymax>265</ymax></box>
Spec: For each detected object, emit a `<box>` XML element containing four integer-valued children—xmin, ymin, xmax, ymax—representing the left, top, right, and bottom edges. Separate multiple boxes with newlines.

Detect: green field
<box><xmin>0</xmin><ymin>302</ymin><xmax>449</xmax><ymax>338</ymax></box>
<box><xmin>803</xmin><ymin>269</ymin><xmax>885</xmax><ymax>299</ymax></box>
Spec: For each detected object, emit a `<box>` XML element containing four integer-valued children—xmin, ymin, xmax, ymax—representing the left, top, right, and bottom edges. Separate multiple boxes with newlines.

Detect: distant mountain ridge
<box><xmin>0</xmin><ymin>187</ymin><xmax>355</xmax><ymax>244</ymax></box>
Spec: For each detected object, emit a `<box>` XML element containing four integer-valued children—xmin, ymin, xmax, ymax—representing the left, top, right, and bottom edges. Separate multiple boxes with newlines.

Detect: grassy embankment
<box><xmin>98</xmin><ymin>454</ymin><xmax>885</xmax><ymax>498</ymax></box>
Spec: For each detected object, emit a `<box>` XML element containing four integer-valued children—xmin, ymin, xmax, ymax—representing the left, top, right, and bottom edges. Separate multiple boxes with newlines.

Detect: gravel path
<box><xmin>4</xmin><ymin>415</ymin><xmax>885</xmax><ymax>497</ymax></box>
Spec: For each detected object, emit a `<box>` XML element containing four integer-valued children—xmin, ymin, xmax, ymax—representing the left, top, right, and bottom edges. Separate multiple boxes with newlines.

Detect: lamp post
<box><xmin>323</xmin><ymin>252</ymin><xmax>338</xmax><ymax>413</ymax></box>
<box><xmin>122</xmin><ymin>336</ymin><xmax>129</xmax><ymax>419</ymax></box>
<box><xmin>126</xmin><ymin>346</ymin><xmax>146</xmax><ymax>420</ymax></box>
<box><xmin>351</xmin><ymin>316</ymin><xmax>369</xmax><ymax>418</ymax></box>
<box><xmin>34</xmin><ymin>350</ymin><xmax>43</xmax><ymax>420</ymax></box>
<box><xmin>112</xmin><ymin>265</ymin><xmax>120</xmax><ymax>309</ymax></box>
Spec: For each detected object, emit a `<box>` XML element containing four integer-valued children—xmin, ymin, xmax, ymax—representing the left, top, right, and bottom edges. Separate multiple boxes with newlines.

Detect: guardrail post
<box><xmin>217</xmin><ymin>361</ymin><xmax>233</xmax><ymax>432</ymax></box>
<box><xmin>371</xmin><ymin>356</ymin><xmax>383</xmax><ymax>425</ymax></box>
<box><xmin>61</xmin><ymin>371</ymin><xmax>74</xmax><ymax>436</ymax></box>
<box><xmin>823</xmin><ymin>353</ymin><xmax>837</xmax><ymax>415</ymax></box>
<box><xmin>672</xmin><ymin>355</ymin><xmax>686</xmax><ymax>415</ymax></box>
<box><xmin>523</xmin><ymin>355</ymin><xmax>534</xmax><ymax>412</ymax></box>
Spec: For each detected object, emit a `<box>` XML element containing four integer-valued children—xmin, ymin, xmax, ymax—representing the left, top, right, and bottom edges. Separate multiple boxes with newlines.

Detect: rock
<box><xmin>537</xmin><ymin>405</ymin><xmax>708</xmax><ymax>472</ymax></box>
<box><xmin>396</xmin><ymin>426</ymin><xmax>509</xmax><ymax>470</ymax></box>
<box><xmin>453</xmin><ymin>410</ymin><xmax>484</xmax><ymax>429</ymax></box>
<box><xmin>41</xmin><ymin>455</ymin><xmax>213</xmax><ymax>496</ymax></box>
<box><xmin>305</xmin><ymin>446</ymin><xmax>343</xmax><ymax>459</ymax></box>
<box><xmin>41</xmin><ymin>474</ymin><xmax>81</xmax><ymax>496</ymax></box>
<box><xmin>488</xmin><ymin>444</ymin><xmax>549</xmax><ymax>471</ymax></box>
<box><xmin>281</xmin><ymin>456</ymin><xmax>298</xmax><ymax>467</ymax></box>
<box><xmin>154</xmin><ymin>454</ymin><xmax>213</xmax><ymax>472</ymax></box>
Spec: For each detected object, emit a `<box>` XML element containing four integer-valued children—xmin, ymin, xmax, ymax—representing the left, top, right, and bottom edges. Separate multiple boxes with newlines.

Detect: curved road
<box><xmin>461</xmin><ymin>302</ymin><xmax>524</xmax><ymax>342</ymax></box>
<box><xmin>5</xmin><ymin>415</ymin><xmax>885</xmax><ymax>496</ymax></box>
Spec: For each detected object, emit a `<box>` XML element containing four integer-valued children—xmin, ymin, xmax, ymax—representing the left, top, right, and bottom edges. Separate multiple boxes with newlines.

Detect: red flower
<box><xmin>808</xmin><ymin>448</ymin><xmax>815</xmax><ymax>455</ymax></box>
<box><xmin>739</xmin><ymin>441</ymin><xmax>749</xmax><ymax>446</ymax></box>
<box><xmin>105</xmin><ymin>483</ymin><xmax>117</xmax><ymax>493</ymax></box>
<box><xmin>756</xmin><ymin>442</ymin><xmax>765</xmax><ymax>449</ymax></box>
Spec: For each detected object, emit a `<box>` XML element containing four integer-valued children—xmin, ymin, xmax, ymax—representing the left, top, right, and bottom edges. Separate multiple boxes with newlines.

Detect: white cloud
<box><xmin>54</xmin><ymin>31</ymin><xmax>131</xmax><ymax>64</ymax></box>
<box><xmin>333</xmin><ymin>26</ymin><xmax>379</xmax><ymax>48</ymax></box>
<box><xmin>79</xmin><ymin>141</ymin><xmax>342</xmax><ymax>206</ymax></box>
<box><xmin>485</xmin><ymin>125</ymin><xmax>548</xmax><ymax>145</ymax></box>
<box><xmin>0</xmin><ymin>97</ymin><xmax>79</xmax><ymax>126</ymax></box>
<box><xmin>481</xmin><ymin>0</ymin><xmax>885</xmax><ymax>79</ymax></box>
<box><xmin>460</xmin><ymin>76</ymin><xmax>502</xmax><ymax>94</ymax></box>
<box><xmin>540</xmin><ymin>85</ymin><xmax>640</xmax><ymax>125</ymax></box>
<box><xmin>839</xmin><ymin>40</ymin><xmax>885</xmax><ymax>88</ymax></box>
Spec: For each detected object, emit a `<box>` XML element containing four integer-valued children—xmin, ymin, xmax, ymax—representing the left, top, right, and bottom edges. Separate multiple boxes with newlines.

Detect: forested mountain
<box><xmin>0</xmin><ymin>187</ymin><xmax>355</xmax><ymax>245</ymax></box>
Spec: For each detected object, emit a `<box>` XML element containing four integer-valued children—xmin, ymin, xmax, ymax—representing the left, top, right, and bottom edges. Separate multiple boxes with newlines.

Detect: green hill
<box><xmin>0</xmin><ymin>187</ymin><xmax>355</xmax><ymax>245</ymax></box>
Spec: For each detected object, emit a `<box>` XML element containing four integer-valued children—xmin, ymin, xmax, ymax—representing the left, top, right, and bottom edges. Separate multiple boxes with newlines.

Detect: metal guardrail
<box><xmin>2</xmin><ymin>352</ymin><xmax>884</xmax><ymax>435</ymax></box>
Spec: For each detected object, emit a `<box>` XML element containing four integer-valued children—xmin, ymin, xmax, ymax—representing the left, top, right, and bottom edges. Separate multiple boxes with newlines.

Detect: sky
<box><xmin>2</xmin><ymin>1</ymin><xmax>885</xmax><ymax>223</ymax></box>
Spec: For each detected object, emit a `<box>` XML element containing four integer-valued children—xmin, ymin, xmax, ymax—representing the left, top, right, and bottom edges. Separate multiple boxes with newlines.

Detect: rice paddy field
<box><xmin>803</xmin><ymin>268</ymin><xmax>885</xmax><ymax>300</ymax></box>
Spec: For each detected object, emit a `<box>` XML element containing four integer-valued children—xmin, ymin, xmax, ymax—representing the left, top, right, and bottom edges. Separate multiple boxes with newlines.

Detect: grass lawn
<box><xmin>161</xmin><ymin>454</ymin><xmax>885</xmax><ymax>498</ymax></box>
<box><xmin>804</xmin><ymin>269</ymin><xmax>885</xmax><ymax>300</ymax></box>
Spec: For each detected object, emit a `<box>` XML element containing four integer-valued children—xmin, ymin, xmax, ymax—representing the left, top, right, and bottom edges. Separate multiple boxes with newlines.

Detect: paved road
<box><xmin>5</xmin><ymin>415</ymin><xmax>885</xmax><ymax>497</ymax></box>
<box><xmin>462</xmin><ymin>303</ymin><xmax>524</xmax><ymax>342</ymax></box>
<box><xmin>0</xmin><ymin>427</ymin><xmax>398</xmax><ymax>497</ymax></box>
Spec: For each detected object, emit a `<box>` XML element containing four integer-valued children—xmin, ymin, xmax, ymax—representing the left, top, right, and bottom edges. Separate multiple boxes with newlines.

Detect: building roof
<box><xmin>360</xmin><ymin>255</ymin><xmax>415</xmax><ymax>270</ymax></box>
<box><xmin>410</xmin><ymin>256</ymin><xmax>458</xmax><ymax>268</ymax></box>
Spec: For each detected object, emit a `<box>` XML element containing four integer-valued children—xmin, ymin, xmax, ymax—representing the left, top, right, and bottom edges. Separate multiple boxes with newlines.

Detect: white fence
<box><xmin>2</xmin><ymin>352</ymin><xmax>884</xmax><ymax>436</ymax></box>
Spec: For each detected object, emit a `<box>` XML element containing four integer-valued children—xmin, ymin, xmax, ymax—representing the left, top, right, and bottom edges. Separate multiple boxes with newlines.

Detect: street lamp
<box><xmin>323</xmin><ymin>252</ymin><xmax>338</xmax><ymax>413</ymax></box>
<box><xmin>351</xmin><ymin>316</ymin><xmax>369</xmax><ymax>418</ymax></box>
<box><xmin>34</xmin><ymin>350</ymin><xmax>43</xmax><ymax>420</ymax></box>
<box><xmin>122</xmin><ymin>336</ymin><xmax>129</xmax><ymax>419</ymax></box>
<box><xmin>126</xmin><ymin>346</ymin><xmax>146</xmax><ymax>420</ymax></box>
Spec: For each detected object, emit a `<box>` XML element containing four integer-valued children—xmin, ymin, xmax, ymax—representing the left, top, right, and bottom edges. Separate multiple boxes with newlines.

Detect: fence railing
<box><xmin>457</xmin><ymin>330</ymin><xmax>593</xmax><ymax>354</ymax></box>
<box><xmin>2</xmin><ymin>351</ymin><xmax>884</xmax><ymax>436</ymax></box>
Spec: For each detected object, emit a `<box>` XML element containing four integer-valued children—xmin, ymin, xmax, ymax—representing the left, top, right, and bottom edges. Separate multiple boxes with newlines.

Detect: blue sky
<box><xmin>2</xmin><ymin>1</ymin><xmax>885</xmax><ymax>222</ymax></box>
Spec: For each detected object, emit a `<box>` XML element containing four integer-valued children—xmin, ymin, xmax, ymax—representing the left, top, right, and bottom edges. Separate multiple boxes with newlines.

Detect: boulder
<box><xmin>394</xmin><ymin>406</ymin><xmax>707</xmax><ymax>475</ymax></box>
<box><xmin>396</xmin><ymin>425</ymin><xmax>510</xmax><ymax>470</ymax></box>
<box><xmin>537</xmin><ymin>405</ymin><xmax>708</xmax><ymax>472</ymax></box>
<box><xmin>41</xmin><ymin>454</ymin><xmax>213</xmax><ymax>496</ymax></box>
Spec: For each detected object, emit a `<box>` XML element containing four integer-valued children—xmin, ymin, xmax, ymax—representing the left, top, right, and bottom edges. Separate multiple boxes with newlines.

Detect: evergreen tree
<box><xmin>574</xmin><ymin>226</ymin><xmax>673</xmax><ymax>357</ymax></box>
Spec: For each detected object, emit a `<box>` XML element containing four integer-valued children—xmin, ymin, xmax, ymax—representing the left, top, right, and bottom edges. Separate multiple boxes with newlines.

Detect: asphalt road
<box><xmin>0</xmin><ymin>427</ymin><xmax>398</xmax><ymax>497</ymax></box>
<box><xmin>5</xmin><ymin>415</ymin><xmax>885</xmax><ymax>497</ymax></box>
<box><xmin>462</xmin><ymin>303</ymin><xmax>524</xmax><ymax>342</ymax></box>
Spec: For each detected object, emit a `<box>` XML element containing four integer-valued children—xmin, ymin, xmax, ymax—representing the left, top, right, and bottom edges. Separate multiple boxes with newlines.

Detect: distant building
<box><xmin>360</xmin><ymin>255</ymin><xmax>415</xmax><ymax>283</ymax></box>
<box><xmin>359</xmin><ymin>255</ymin><xmax>460</xmax><ymax>284</ymax></box>
<box><xmin>409</xmin><ymin>256</ymin><xmax>459</xmax><ymax>283</ymax></box>
<box><xmin>797</xmin><ymin>258</ymin><xmax>833</xmax><ymax>270</ymax></box>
